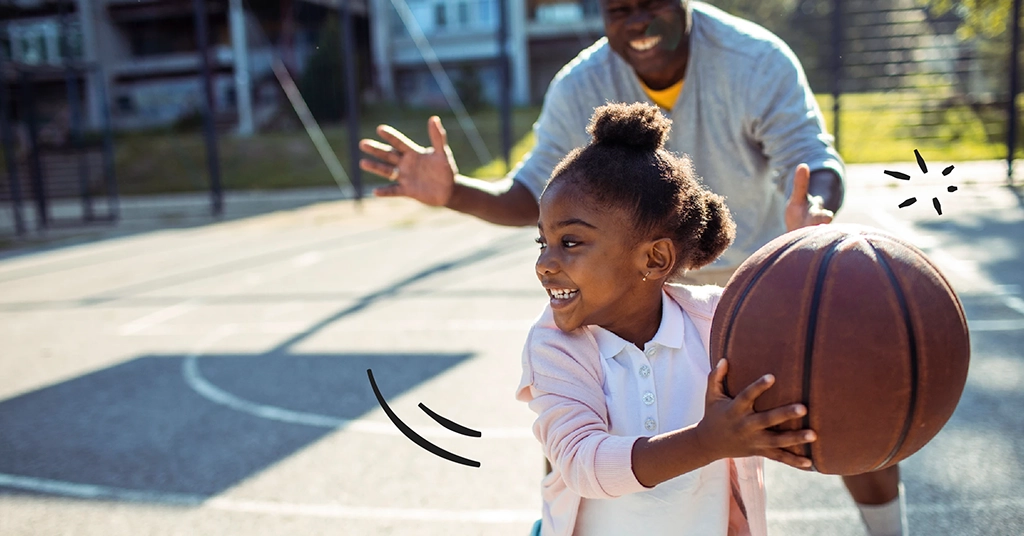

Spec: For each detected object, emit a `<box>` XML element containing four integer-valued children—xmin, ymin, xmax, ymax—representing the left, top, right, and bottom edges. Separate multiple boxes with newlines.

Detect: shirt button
<box><xmin>639</xmin><ymin>365</ymin><xmax>651</xmax><ymax>378</ymax></box>
<box><xmin>642</xmin><ymin>391</ymin><xmax>655</xmax><ymax>405</ymax></box>
<box><xmin>644</xmin><ymin>418</ymin><xmax>657</xmax><ymax>431</ymax></box>
<box><xmin>645</xmin><ymin>347</ymin><xmax>656</xmax><ymax>357</ymax></box>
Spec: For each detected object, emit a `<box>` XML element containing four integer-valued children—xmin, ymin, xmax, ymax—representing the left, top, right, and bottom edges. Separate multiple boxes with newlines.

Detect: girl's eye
<box><xmin>535</xmin><ymin>237</ymin><xmax>547</xmax><ymax>250</ymax></box>
<box><xmin>562</xmin><ymin>240</ymin><xmax>579</xmax><ymax>248</ymax></box>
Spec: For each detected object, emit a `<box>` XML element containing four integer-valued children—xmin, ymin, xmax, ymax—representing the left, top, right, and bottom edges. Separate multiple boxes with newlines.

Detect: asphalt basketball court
<box><xmin>1</xmin><ymin>162</ymin><xmax>1022</xmax><ymax>535</ymax></box>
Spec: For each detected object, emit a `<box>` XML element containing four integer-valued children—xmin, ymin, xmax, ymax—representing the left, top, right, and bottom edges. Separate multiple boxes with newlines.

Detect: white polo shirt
<box><xmin>573</xmin><ymin>290</ymin><xmax>730</xmax><ymax>536</ymax></box>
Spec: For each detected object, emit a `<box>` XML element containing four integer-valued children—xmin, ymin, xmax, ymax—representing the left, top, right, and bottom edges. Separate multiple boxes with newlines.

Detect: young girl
<box><xmin>516</xmin><ymin>103</ymin><xmax>818</xmax><ymax>536</ymax></box>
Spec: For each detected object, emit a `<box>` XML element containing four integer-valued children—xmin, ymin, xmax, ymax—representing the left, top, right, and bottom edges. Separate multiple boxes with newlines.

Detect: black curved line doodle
<box><xmin>418</xmin><ymin>403</ymin><xmax>482</xmax><ymax>438</ymax></box>
<box><xmin>366</xmin><ymin>369</ymin><xmax>481</xmax><ymax>468</ymax></box>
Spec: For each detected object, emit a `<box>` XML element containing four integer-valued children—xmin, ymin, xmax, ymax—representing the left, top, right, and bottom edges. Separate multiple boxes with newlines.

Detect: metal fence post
<box><xmin>96</xmin><ymin>65</ymin><xmax>119</xmax><ymax>221</ymax></box>
<box><xmin>497</xmin><ymin>0</ymin><xmax>512</xmax><ymax>170</ymax></box>
<box><xmin>193</xmin><ymin>0</ymin><xmax>223</xmax><ymax>216</ymax></box>
<box><xmin>20</xmin><ymin>71</ymin><xmax>47</xmax><ymax>230</ymax></box>
<box><xmin>831</xmin><ymin>0</ymin><xmax>843</xmax><ymax>152</ymax></box>
<box><xmin>0</xmin><ymin>56</ymin><xmax>26</xmax><ymax>236</ymax></box>
<box><xmin>59</xmin><ymin>0</ymin><xmax>93</xmax><ymax>221</ymax></box>
<box><xmin>1009</xmin><ymin>0</ymin><xmax>1021</xmax><ymax>185</ymax></box>
<box><xmin>341</xmin><ymin>0</ymin><xmax>362</xmax><ymax>201</ymax></box>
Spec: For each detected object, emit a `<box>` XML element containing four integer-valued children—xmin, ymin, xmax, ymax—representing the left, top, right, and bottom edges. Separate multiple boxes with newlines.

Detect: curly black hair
<box><xmin>544</xmin><ymin>102</ymin><xmax>736</xmax><ymax>273</ymax></box>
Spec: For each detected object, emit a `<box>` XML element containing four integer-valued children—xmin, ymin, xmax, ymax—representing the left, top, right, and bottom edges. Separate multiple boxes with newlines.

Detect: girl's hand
<box><xmin>695</xmin><ymin>359</ymin><xmax>817</xmax><ymax>470</ymax></box>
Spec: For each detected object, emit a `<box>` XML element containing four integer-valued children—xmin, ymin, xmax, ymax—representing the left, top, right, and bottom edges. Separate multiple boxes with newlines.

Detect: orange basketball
<box><xmin>710</xmin><ymin>224</ymin><xmax>970</xmax><ymax>475</ymax></box>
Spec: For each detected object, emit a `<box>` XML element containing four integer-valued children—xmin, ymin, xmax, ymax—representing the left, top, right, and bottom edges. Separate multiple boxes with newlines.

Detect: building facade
<box><xmin>368</xmin><ymin>0</ymin><xmax>603</xmax><ymax>107</ymax></box>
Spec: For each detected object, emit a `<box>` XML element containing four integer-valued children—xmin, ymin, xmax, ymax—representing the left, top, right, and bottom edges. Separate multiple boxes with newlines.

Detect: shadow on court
<box><xmin>0</xmin><ymin>350</ymin><xmax>471</xmax><ymax>499</ymax></box>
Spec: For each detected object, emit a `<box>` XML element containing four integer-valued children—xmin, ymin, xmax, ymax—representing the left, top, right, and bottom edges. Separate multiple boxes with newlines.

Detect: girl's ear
<box><xmin>642</xmin><ymin>238</ymin><xmax>676</xmax><ymax>282</ymax></box>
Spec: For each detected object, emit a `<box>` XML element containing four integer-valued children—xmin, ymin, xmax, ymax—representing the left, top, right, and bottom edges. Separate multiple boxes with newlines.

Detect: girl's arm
<box><xmin>632</xmin><ymin>359</ymin><xmax>817</xmax><ymax>488</ymax></box>
<box><xmin>526</xmin><ymin>387</ymin><xmax>649</xmax><ymax>499</ymax></box>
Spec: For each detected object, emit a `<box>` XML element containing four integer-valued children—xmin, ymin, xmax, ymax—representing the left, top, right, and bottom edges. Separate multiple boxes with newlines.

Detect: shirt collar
<box><xmin>591</xmin><ymin>291</ymin><xmax>686</xmax><ymax>360</ymax></box>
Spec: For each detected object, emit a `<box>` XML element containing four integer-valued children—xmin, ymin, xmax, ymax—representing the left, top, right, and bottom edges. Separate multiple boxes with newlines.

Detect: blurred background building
<box><xmin>1</xmin><ymin>0</ymin><xmax>1021</xmax><ymax>236</ymax></box>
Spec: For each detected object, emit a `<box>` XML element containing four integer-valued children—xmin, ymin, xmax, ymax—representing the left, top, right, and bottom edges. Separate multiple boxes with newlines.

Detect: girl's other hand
<box><xmin>695</xmin><ymin>359</ymin><xmax>817</xmax><ymax>470</ymax></box>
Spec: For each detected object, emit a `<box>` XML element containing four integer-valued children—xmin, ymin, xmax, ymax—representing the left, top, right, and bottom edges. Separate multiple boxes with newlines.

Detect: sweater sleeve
<box><xmin>742</xmin><ymin>41</ymin><xmax>845</xmax><ymax>200</ymax></box>
<box><xmin>508</xmin><ymin>72</ymin><xmax>586</xmax><ymax>201</ymax></box>
<box><xmin>516</xmin><ymin>321</ymin><xmax>650</xmax><ymax>499</ymax></box>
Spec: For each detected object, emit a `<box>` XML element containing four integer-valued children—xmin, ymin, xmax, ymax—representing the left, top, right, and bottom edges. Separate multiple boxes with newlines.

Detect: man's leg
<box><xmin>844</xmin><ymin>465</ymin><xmax>908</xmax><ymax>536</ymax></box>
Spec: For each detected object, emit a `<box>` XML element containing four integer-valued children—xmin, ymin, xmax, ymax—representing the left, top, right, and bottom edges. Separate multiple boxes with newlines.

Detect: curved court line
<box><xmin>3</xmin><ymin>472</ymin><xmax>1023</xmax><ymax>523</ymax></box>
<box><xmin>180</xmin><ymin>327</ymin><xmax>532</xmax><ymax>439</ymax></box>
<box><xmin>367</xmin><ymin>369</ymin><xmax>481</xmax><ymax>467</ymax></box>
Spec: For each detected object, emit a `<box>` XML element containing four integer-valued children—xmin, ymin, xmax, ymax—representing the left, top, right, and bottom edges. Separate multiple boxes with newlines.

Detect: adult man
<box><xmin>360</xmin><ymin>2</ymin><xmax>905</xmax><ymax>534</ymax></box>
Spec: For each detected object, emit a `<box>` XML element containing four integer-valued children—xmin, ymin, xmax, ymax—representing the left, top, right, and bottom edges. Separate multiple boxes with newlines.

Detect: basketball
<box><xmin>709</xmin><ymin>223</ymin><xmax>971</xmax><ymax>475</ymax></box>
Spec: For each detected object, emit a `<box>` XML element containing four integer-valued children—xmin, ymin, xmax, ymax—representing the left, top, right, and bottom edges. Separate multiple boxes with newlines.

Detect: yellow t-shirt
<box><xmin>640</xmin><ymin>79</ymin><xmax>684</xmax><ymax>111</ymax></box>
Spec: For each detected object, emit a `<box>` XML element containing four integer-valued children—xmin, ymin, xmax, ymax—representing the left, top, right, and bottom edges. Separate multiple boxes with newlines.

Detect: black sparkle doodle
<box><xmin>884</xmin><ymin>149</ymin><xmax>958</xmax><ymax>215</ymax></box>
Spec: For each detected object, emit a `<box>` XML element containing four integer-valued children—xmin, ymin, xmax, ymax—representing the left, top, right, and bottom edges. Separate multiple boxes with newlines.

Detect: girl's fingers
<box><xmin>706</xmin><ymin>359</ymin><xmax>728</xmax><ymax>397</ymax></box>
<box><xmin>749</xmin><ymin>403</ymin><xmax>808</xmax><ymax>429</ymax></box>
<box><xmin>763</xmin><ymin>448</ymin><xmax>815</xmax><ymax>471</ymax></box>
<box><xmin>762</xmin><ymin>429</ymin><xmax>817</xmax><ymax>449</ymax></box>
<box><xmin>733</xmin><ymin>373</ymin><xmax>776</xmax><ymax>408</ymax></box>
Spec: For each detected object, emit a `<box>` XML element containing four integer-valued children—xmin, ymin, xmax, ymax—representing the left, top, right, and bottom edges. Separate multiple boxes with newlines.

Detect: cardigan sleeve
<box><xmin>516</xmin><ymin>317</ymin><xmax>649</xmax><ymax>499</ymax></box>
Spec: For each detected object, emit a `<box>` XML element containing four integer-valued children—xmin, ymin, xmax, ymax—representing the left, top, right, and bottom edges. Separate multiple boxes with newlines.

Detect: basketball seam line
<box><xmin>802</xmin><ymin>240</ymin><xmax>843</xmax><ymax>468</ymax></box>
<box><xmin>720</xmin><ymin>233</ymin><xmax>808</xmax><ymax>397</ymax></box>
<box><xmin>870</xmin><ymin>244</ymin><xmax>919</xmax><ymax>471</ymax></box>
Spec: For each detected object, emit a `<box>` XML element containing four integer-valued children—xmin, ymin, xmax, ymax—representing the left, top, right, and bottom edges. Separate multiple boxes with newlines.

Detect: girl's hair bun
<box><xmin>588</xmin><ymin>102</ymin><xmax>670</xmax><ymax>151</ymax></box>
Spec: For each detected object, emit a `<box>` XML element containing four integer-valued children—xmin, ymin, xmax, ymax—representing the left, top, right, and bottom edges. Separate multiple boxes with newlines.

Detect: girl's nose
<box><xmin>536</xmin><ymin>250</ymin><xmax>558</xmax><ymax>276</ymax></box>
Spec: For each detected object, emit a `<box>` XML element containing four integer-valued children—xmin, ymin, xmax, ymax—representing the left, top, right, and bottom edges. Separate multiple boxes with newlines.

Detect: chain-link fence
<box><xmin>709</xmin><ymin>0</ymin><xmax>1021</xmax><ymax>173</ymax></box>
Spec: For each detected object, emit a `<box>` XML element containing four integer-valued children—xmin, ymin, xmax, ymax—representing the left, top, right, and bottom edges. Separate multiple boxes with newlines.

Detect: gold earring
<box><xmin>643</xmin><ymin>271</ymin><xmax>651</xmax><ymax>282</ymax></box>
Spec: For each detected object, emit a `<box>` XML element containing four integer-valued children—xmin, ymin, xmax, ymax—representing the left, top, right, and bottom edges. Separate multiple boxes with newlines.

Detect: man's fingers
<box><xmin>360</xmin><ymin>159</ymin><xmax>398</xmax><ymax>180</ymax></box>
<box><xmin>376</xmin><ymin>124</ymin><xmax>420</xmax><ymax>154</ymax></box>
<box><xmin>374</xmin><ymin>183</ymin><xmax>405</xmax><ymax>197</ymax></box>
<box><xmin>428</xmin><ymin>116</ymin><xmax>449</xmax><ymax>152</ymax></box>
<box><xmin>360</xmin><ymin>139</ymin><xmax>400</xmax><ymax>165</ymax></box>
<box><xmin>787</xmin><ymin>164</ymin><xmax>811</xmax><ymax>207</ymax></box>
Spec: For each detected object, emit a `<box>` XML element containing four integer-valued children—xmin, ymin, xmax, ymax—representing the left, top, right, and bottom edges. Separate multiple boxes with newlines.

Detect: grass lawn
<box><xmin>107</xmin><ymin>93</ymin><xmax>1021</xmax><ymax>196</ymax></box>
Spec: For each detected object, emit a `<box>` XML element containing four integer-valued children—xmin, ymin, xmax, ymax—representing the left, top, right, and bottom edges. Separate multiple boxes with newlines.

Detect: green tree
<box><xmin>920</xmin><ymin>0</ymin><xmax>1020</xmax><ymax>38</ymax></box>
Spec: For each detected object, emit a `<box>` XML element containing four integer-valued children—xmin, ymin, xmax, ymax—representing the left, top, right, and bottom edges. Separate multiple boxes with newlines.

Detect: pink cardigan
<box><xmin>516</xmin><ymin>284</ymin><xmax>767</xmax><ymax>536</ymax></box>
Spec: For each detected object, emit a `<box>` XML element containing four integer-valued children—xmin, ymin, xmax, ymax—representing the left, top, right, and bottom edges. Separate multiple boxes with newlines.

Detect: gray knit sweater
<box><xmin>510</xmin><ymin>2</ymin><xmax>845</xmax><ymax>269</ymax></box>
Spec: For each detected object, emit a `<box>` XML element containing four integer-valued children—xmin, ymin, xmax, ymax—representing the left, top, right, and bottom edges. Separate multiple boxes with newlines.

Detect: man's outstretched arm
<box><xmin>359</xmin><ymin>116</ymin><xmax>538</xmax><ymax>227</ymax></box>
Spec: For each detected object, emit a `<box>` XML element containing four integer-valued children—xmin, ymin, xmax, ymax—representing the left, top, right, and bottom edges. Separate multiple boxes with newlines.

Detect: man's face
<box><xmin>602</xmin><ymin>0</ymin><xmax>689</xmax><ymax>90</ymax></box>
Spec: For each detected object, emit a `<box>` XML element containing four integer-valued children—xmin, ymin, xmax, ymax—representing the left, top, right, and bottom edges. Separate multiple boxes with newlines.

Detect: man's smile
<box><xmin>630</xmin><ymin>35</ymin><xmax>662</xmax><ymax>52</ymax></box>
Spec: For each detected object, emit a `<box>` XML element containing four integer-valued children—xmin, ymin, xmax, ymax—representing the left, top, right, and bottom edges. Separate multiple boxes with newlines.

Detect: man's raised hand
<box><xmin>785</xmin><ymin>163</ymin><xmax>834</xmax><ymax>232</ymax></box>
<box><xmin>359</xmin><ymin>116</ymin><xmax>459</xmax><ymax>207</ymax></box>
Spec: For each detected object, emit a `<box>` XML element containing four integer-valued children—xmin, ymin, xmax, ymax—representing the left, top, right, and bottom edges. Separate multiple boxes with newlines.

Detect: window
<box><xmin>434</xmin><ymin>3</ymin><xmax>447</xmax><ymax>29</ymax></box>
<box><xmin>458</xmin><ymin>2</ymin><xmax>469</xmax><ymax>26</ymax></box>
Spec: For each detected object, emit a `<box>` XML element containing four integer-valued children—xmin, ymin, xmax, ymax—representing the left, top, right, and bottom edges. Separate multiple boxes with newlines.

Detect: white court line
<box><xmin>969</xmin><ymin>319</ymin><xmax>1024</xmax><ymax>332</ymax></box>
<box><xmin>123</xmin><ymin>319</ymin><xmax>536</xmax><ymax>336</ymax></box>
<box><xmin>118</xmin><ymin>300</ymin><xmax>200</xmax><ymax>336</ymax></box>
<box><xmin>117</xmin><ymin>249</ymin><xmax>330</xmax><ymax>336</ymax></box>
<box><xmin>3</xmin><ymin>472</ymin><xmax>1023</xmax><ymax>523</ymax></box>
<box><xmin>180</xmin><ymin>325</ymin><xmax>533</xmax><ymax>439</ymax></box>
<box><xmin>867</xmin><ymin>209</ymin><xmax>1024</xmax><ymax>322</ymax></box>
